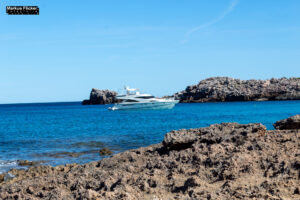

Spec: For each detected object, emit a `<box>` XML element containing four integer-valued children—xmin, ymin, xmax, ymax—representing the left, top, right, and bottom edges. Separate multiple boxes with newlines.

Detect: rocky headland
<box><xmin>0</xmin><ymin>116</ymin><xmax>299</xmax><ymax>200</ymax></box>
<box><xmin>82</xmin><ymin>88</ymin><xmax>118</xmax><ymax>105</ymax></box>
<box><xmin>175</xmin><ymin>77</ymin><xmax>300</xmax><ymax>103</ymax></box>
<box><xmin>82</xmin><ymin>77</ymin><xmax>300</xmax><ymax>105</ymax></box>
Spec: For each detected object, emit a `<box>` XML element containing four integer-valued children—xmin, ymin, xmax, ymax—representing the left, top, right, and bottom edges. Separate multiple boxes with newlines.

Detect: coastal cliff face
<box><xmin>82</xmin><ymin>88</ymin><xmax>118</xmax><ymax>105</ymax></box>
<box><xmin>0</xmin><ymin>117</ymin><xmax>299</xmax><ymax>200</ymax></box>
<box><xmin>175</xmin><ymin>77</ymin><xmax>300</xmax><ymax>102</ymax></box>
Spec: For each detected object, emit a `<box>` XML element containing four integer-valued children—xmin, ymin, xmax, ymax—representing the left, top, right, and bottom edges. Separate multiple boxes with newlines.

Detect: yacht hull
<box><xmin>109</xmin><ymin>101</ymin><xmax>179</xmax><ymax>110</ymax></box>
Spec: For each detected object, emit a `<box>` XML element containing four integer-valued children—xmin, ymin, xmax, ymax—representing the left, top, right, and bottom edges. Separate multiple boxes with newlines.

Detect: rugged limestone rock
<box><xmin>82</xmin><ymin>88</ymin><xmax>118</xmax><ymax>105</ymax></box>
<box><xmin>163</xmin><ymin>123</ymin><xmax>266</xmax><ymax>150</ymax></box>
<box><xmin>1</xmin><ymin>121</ymin><xmax>299</xmax><ymax>199</ymax></box>
<box><xmin>175</xmin><ymin>77</ymin><xmax>300</xmax><ymax>102</ymax></box>
<box><xmin>274</xmin><ymin>115</ymin><xmax>300</xmax><ymax>130</ymax></box>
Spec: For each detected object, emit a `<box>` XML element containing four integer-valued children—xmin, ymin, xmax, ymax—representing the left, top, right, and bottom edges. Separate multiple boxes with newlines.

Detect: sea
<box><xmin>0</xmin><ymin>101</ymin><xmax>300</xmax><ymax>173</ymax></box>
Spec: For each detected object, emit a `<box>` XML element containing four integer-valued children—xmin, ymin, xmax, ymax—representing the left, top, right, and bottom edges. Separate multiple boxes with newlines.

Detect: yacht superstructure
<box><xmin>108</xmin><ymin>87</ymin><xmax>179</xmax><ymax>110</ymax></box>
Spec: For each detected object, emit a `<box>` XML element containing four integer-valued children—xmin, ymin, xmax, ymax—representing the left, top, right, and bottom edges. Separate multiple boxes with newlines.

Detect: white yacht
<box><xmin>108</xmin><ymin>87</ymin><xmax>179</xmax><ymax>110</ymax></box>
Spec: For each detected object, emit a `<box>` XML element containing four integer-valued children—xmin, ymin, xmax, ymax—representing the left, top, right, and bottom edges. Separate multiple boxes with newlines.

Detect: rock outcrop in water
<box><xmin>17</xmin><ymin>160</ymin><xmax>43</xmax><ymax>167</ymax></box>
<box><xmin>175</xmin><ymin>77</ymin><xmax>300</xmax><ymax>102</ymax></box>
<box><xmin>0</xmin><ymin>116</ymin><xmax>299</xmax><ymax>199</ymax></box>
<box><xmin>82</xmin><ymin>88</ymin><xmax>118</xmax><ymax>105</ymax></box>
<box><xmin>274</xmin><ymin>114</ymin><xmax>300</xmax><ymax>130</ymax></box>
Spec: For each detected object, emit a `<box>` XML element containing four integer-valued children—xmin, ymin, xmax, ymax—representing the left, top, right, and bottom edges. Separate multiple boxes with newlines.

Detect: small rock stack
<box><xmin>82</xmin><ymin>88</ymin><xmax>118</xmax><ymax>105</ymax></box>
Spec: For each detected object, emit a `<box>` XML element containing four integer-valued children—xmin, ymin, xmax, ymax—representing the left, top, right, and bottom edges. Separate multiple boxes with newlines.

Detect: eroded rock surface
<box><xmin>82</xmin><ymin>88</ymin><xmax>118</xmax><ymax>105</ymax></box>
<box><xmin>0</xmin><ymin>123</ymin><xmax>299</xmax><ymax>200</ymax></box>
<box><xmin>175</xmin><ymin>77</ymin><xmax>300</xmax><ymax>102</ymax></box>
<box><xmin>274</xmin><ymin>115</ymin><xmax>300</xmax><ymax>130</ymax></box>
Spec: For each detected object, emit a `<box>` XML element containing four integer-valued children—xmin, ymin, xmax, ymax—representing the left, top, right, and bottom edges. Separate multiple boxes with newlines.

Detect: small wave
<box><xmin>0</xmin><ymin>160</ymin><xmax>18</xmax><ymax>174</ymax></box>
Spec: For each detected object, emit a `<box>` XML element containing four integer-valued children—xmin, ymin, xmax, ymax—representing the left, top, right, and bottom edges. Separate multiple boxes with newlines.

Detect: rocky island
<box><xmin>175</xmin><ymin>77</ymin><xmax>300</xmax><ymax>103</ymax></box>
<box><xmin>82</xmin><ymin>88</ymin><xmax>118</xmax><ymax>105</ymax></box>
<box><xmin>0</xmin><ymin>115</ymin><xmax>299</xmax><ymax>199</ymax></box>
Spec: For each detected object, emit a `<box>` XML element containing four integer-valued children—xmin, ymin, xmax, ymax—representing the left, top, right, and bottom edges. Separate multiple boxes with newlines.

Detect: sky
<box><xmin>0</xmin><ymin>0</ymin><xmax>299</xmax><ymax>103</ymax></box>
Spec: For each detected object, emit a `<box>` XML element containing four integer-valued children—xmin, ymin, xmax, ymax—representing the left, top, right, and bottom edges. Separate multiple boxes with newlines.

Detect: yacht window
<box><xmin>136</xmin><ymin>96</ymin><xmax>155</xmax><ymax>99</ymax></box>
<box><xmin>124</xmin><ymin>99</ymin><xmax>139</xmax><ymax>102</ymax></box>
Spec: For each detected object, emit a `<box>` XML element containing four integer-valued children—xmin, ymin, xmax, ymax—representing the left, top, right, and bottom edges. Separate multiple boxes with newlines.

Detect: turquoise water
<box><xmin>0</xmin><ymin>101</ymin><xmax>299</xmax><ymax>173</ymax></box>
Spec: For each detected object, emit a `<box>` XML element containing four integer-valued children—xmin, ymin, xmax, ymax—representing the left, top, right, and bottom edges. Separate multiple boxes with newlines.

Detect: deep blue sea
<box><xmin>0</xmin><ymin>101</ymin><xmax>300</xmax><ymax>173</ymax></box>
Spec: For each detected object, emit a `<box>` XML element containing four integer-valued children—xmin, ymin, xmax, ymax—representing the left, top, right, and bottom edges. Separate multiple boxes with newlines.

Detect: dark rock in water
<box><xmin>175</xmin><ymin>77</ymin><xmax>300</xmax><ymax>102</ymax></box>
<box><xmin>35</xmin><ymin>150</ymin><xmax>99</xmax><ymax>158</ymax></box>
<box><xmin>82</xmin><ymin>88</ymin><xmax>118</xmax><ymax>105</ymax></box>
<box><xmin>99</xmin><ymin>148</ymin><xmax>113</xmax><ymax>156</ymax></box>
<box><xmin>0</xmin><ymin>122</ymin><xmax>299</xmax><ymax>199</ymax></box>
<box><xmin>45</xmin><ymin>151</ymin><xmax>84</xmax><ymax>158</ymax></box>
<box><xmin>57</xmin><ymin>152</ymin><xmax>82</xmax><ymax>158</ymax></box>
<box><xmin>17</xmin><ymin>160</ymin><xmax>42</xmax><ymax>166</ymax></box>
<box><xmin>273</xmin><ymin>115</ymin><xmax>300</xmax><ymax>130</ymax></box>
<box><xmin>71</xmin><ymin>141</ymin><xmax>105</xmax><ymax>148</ymax></box>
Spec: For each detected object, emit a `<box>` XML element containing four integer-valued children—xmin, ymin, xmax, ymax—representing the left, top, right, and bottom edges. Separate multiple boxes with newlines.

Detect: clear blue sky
<box><xmin>0</xmin><ymin>0</ymin><xmax>299</xmax><ymax>103</ymax></box>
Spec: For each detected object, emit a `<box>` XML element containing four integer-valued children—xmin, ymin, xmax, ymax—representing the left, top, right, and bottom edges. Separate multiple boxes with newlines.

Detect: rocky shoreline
<box><xmin>82</xmin><ymin>77</ymin><xmax>300</xmax><ymax>105</ymax></box>
<box><xmin>0</xmin><ymin>115</ymin><xmax>299</xmax><ymax>199</ymax></box>
<box><xmin>175</xmin><ymin>77</ymin><xmax>300</xmax><ymax>103</ymax></box>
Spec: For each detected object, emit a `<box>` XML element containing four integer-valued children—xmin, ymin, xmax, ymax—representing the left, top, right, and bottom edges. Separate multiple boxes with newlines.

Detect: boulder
<box><xmin>163</xmin><ymin>123</ymin><xmax>266</xmax><ymax>150</ymax></box>
<box><xmin>163</xmin><ymin>129</ymin><xmax>198</xmax><ymax>150</ymax></box>
<box><xmin>273</xmin><ymin>115</ymin><xmax>300</xmax><ymax>130</ymax></box>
